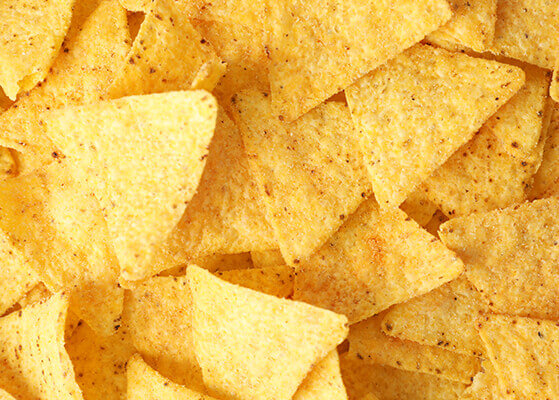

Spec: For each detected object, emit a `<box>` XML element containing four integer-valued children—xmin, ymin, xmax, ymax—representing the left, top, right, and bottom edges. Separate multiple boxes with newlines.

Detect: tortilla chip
<box><xmin>119</xmin><ymin>0</ymin><xmax>150</xmax><ymax>12</ymax></box>
<box><xmin>460</xmin><ymin>361</ymin><xmax>513</xmax><ymax>400</ymax></box>
<box><xmin>0</xmin><ymin>389</ymin><xmax>15</xmax><ymax>400</ymax></box>
<box><xmin>341</xmin><ymin>354</ymin><xmax>467</xmax><ymax>400</ymax></box>
<box><xmin>345</xmin><ymin>44</ymin><xmax>525</xmax><ymax>208</ymax></box>
<box><xmin>440</xmin><ymin>198</ymin><xmax>559</xmax><ymax>320</ymax></box>
<box><xmin>531</xmin><ymin>101</ymin><xmax>559</xmax><ymax>198</ymax></box>
<box><xmin>293</xmin><ymin>198</ymin><xmax>464</xmax><ymax>323</ymax></box>
<box><xmin>216</xmin><ymin>265</ymin><xmax>294</xmax><ymax>298</ymax></box>
<box><xmin>188</xmin><ymin>265</ymin><xmax>348</xmax><ymax>400</ymax></box>
<box><xmin>0</xmin><ymin>147</ymin><xmax>17</xmax><ymax>178</ymax></box>
<box><xmin>44</xmin><ymin>91</ymin><xmax>217</xmax><ymax>281</ymax></box>
<box><xmin>490</xmin><ymin>0</ymin><xmax>559</xmax><ymax>69</ymax></box>
<box><xmin>0</xmin><ymin>162</ymin><xmax>123</xmax><ymax>335</ymax></box>
<box><xmin>0</xmin><ymin>0</ymin><xmax>75</xmax><ymax>99</ymax></box>
<box><xmin>423</xmin><ymin>65</ymin><xmax>550</xmax><ymax>217</ymax></box>
<box><xmin>424</xmin><ymin>210</ymin><xmax>448</xmax><ymax>238</ymax></box>
<box><xmin>552</xmin><ymin>65</ymin><xmax>559</xmax><ymax>102</ymax></box>
<box><xmin>0</xmin><ymin>0</ymin><xmax>130</xmax><ymax>176</ymax></box>
<box><xmin>349</xmin><ymin>312</ymin><xmax>480</xmax><ymax>384</ymax></box>
<box><xmin>251</xmin><ymin>249</ymin><xmax>285</xmax><ymax>268</ymax></box>
<box><xmin>478</xmin><ymin>313</ymin><xmax>559</xmax><ymax>399</ymax></box>
<box><xmin>127</xmin><ymin>354</ymin><xmax>217</xmax><ymax>400</ymax></box>
<box><xmin>159</xmin><ymin>252</ymin><xmax>254</xmax><ymax>277</ymax></box>
<box><xmin>0</xmin><ymin>293</ymin><xmax>82</xmax><ymax>400</ymax></box>
<box><xmin>66</xmin><ymin>322</ymin><xmax>135</xmax><ymax>400</ymax></box>
<box><xmin>400</xmin><ymin>189</ymin><xmax>438</xmax><ymax>226</ymax></box>
<box><xmin>231</xmin><ymin>89</ymin><xmax>371</xmax><ymax>264</ymax></box>
<box><xmin>426</xmin><ymin>0</ymin><xmax>497</xmax><ymax>52</ymax></box>
<box><xmin>293</xmin><ymin>351</ymin><xmax>347</xmax><ymax>400</ymax></box>
<box><xmin>382</xmin><ymin>276</ymin><xmax>489</xmax><ymax>357</ymax></box>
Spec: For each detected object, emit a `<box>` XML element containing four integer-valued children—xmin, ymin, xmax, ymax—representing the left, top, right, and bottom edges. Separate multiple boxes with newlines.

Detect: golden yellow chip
<box><xmin>490</xmin><ymin>0</ymin><xmax>559</xmax><ymax>69</ymax></box>
<box><xmin>531</xmin><ymin>101</ymin><xmax>559</xmax><ymax>198</ymax></box>
<box><xmin>0</xmin><ymin>293</ymin><xmax>82</xmax><ymax>400</ymax></box>
<box><xmin>66</xmin><ymin>322</ymin><xmax>135</xmax><ymax>400</ymax></box>
<box><xmin>460</xmin><ymin>360</ymin><xmax>513</xmax><ymax>400</ymax></box>
<box><xmin>251</xmin><ymin>249</ymin><xmax>285</xmax><ymax>268</ymax></box>
<box><xmin>127</xmin><ymin>354</ymin><xmax>218</xmax><ymax>400</ymax></box>
<box><xmin>349</xmin><ymin>312</ymin><xmax>480</xmax><ymax>384</ymax></box>
<box><xmin>232</xmin><ymin>89</ymin><xmax>371</xmax><ymax>264</ymax></box>
<box><xmin>382</xmin><ymin>276</ymin><xmax>489</xmax><ymax>357</ymax></box>
<box><xmin>552</xmin><ymin>66</ymin><xmax>559</xmax><ymax>102</ymax></box>
<box><xmin>0</xmin><ymin>389</ymin><xmax>15</xmax><ymax>400</ymax></box>
<box><xmin>293</xmin><ymin>351</ymin><xmax>347</xmax><ymax>400</ymax></box>
<box><xmin>346</xmin><ymin>44</ymin><xmax>525</xmax><ymax>208</ymax></box>
<box><xmin>215</xmin><ymin>265</ymin><xmax>294</xmax><ymax>298</ymax></box>
<box><xmin>440</xmin><ymin>198</ymin><xmax>559</xmax><ymax>320</ymax></box>
<box><xmin>0</xmin><ymin>88</ymin><xmax>12</xmax><ymax>111</ymax></box>
<box><xmin>44</xmin><ymin>91</ymin><xmax>217</xmax><ymax>281</ymax></box>
<box><xmin>0</xmin><ymin>147</ymin><xmax>17</xmax><ymax>178</ymax></box>
<box><xmin>294</xmin><ymin>198</ymin><xmax>464</xmax><ymax>323</ymax></box>
<box><xmin>424</xmin><ymin>210</ymin><xmax>448</xmax><ymax>238</ymax></box>
<box><xmin>400</xmin><ymin>189</ymin><xmax>438</xmax><ymax>227</ymax></box>
<box><xmin>478</xmin><ymin>313</ymin><xmax>559</xmax><ymax>399</ymax></box>
<box><xmin>0</xmin><ymin>0</ymin><xmax>75</xmax><ymax>99</ymax></box>
<box><xmin>423</xmin><ymin>65</ymin><xmax>550</xmax><ymax>217</ymax></box>
<box><xmin>188</xmin><ymin>265</ymin><xmax>348</xmax><ymax>400</ymax></box>
<box><xmin>159</xmin><ymin>253</ymin><xmax>254</xmax><ymax>277</ymax></box>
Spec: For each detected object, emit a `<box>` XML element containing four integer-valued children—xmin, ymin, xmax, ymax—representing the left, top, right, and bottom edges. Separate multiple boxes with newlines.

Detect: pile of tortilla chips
<box><xmin>1</xmin><ymin>0</ymin><xmax>559</xmax><ymax>399</ymax></box>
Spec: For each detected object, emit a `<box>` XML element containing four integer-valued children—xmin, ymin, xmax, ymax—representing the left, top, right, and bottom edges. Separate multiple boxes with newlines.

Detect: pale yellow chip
<box><xmin>251</xmin><ymin>249</ymin><xmax>285</xmax><ymax>268</ymax></box>
<box><xmin>231</xmin><ymin>89</ymin><xmax>371</xmax><ymax>264</ymax></box>
<box><xmin>293</xmin><ymin>351</ymin><xmax>347</xmax><ymax>400</ymax></box>
<box><xmin>340</xmin><ymin>354</ymin><xmax>467</xmax><ymax>400</ymax></box>
<box><xmin>66</xmin><ymin>322</ymin><xmax>135</xmax><ymax>400</ymax></box>
<box><xmin>423</xmin><ymin>65</ymin><xmax>550</xmax><ymax>217</ymax></box>
<box><xmin>294</xmin><ymin>198</ymin><xmax>464</xmax><ymax>323</ymax></box>
<box><xmin>460</xmin><ymin>360</ymin><xmax>513</xmax><ymax>400</ymax></box>
<box><xmin>108</xmin><ymin>0</ymin><xmax>225</xmax><ymax>99</ymax></box>
<box><xmin>426</xmin><ymin>0</ymin><xmax>497</xmax><ymax>52</ymax></box>
<box><xmin>0</xmin><ymin>293</ymin><xmax>82</xmax><ymax>400</ymax></box>
<box><xmin>159</xmin><ymin>252</ymin><xmax>254</xmax><ymax>277</ymax></box>
<box><xmin>440</xmin><ymin>198</ymin><xmax>559</xmax><ymax>320</ymax></box>
<box><xmin>127</xmin><ymin>354</ymin><xmax>218</xmax><ymax>400</ymax></box>
<box><xmin>478</xmin><ymin>313</ymin><xmax>559</xmax><ymax>399</ymax></box>
<box><xmin>44</xmin><ymin>91</ymin><xmax>217</xmax><ymax>281</ymax></box>
<box><xmin>0</xmin><ymin>0</ymin><xmax>130</xmax><ymax>176</ymax></box>
<box><xmin>349</xmin><ymin>312</ymin><xmax>480</xmax><ymax>384</ymax></box>
<box><xmin>382</xmin><ymin>276</ymin><xmax>489</xmax><ymax>357</ymax></box>
<box><xmin>346</xmin><ymin>44</ymin><xmax>525</xmax><ymax>208</ymax></box>
<box><xmin>0</xmin><ymin>162</ymin><xmax>122</xmax><ymax>335</ymax></box>
<box><xmin>400</xmin><ymin>189</ymin><xmax>438</xmax><ymax>226</ymax></box>
<box><xmin>490</xmin><ymin>0</ymin><xmax>559</xmax><ymax>69</ymax></box>
<box><xmin>215</xmin><ymin>265</ymin><xmax>294</xmax><ymax>298</ymax></box>
<box><xmin>0</xmin><ymin>0</ymin><xmax>75</xmax><ymax>99</ymax></box>
<box><xmin>188</xmin><ymin>265</ymin><xmax>348</xmax><ymax>400</ymax></box>
<box><xmin>531</xmin><ymin>101</ymin><xmax>559</xmax><ymax>198</ymax></box>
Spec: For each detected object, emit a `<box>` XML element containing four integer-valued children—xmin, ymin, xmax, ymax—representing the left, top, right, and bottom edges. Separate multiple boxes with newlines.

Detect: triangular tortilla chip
<box><xmin>251</xmin><ymin>249</ymin><xmax>285</xmax><ymax>268</ymax></box>
<box><xmin>478</xmin><ymin>314</ymin><xmax>559</xmax><ymax>399</ymax></box>
<box><xmin>382</xmin><ymin>276</ymin><xmax>489</xmax><ymax>358</ymax></box>
<box><xmin>531</xmin><ymin>101</ymin><xmax>559</xmax><ymax>199</ymax></box>
<box><xmin>423</xmin><ymin>64</ymin><xmax>550</xmax><ymax>217</ymax></box>
<box><xmin>426</xmin><ymin>0</ymin><xmax>497</xmax><ymax>52</ymax></box>
<box><xmin>66</xmin><ymin>322</ymin><xmax>135</xmax><ymax>400</ymax></box>
<box><xmin>345</xmin><ymin>44</ymin><xmax>525</xmax><ymax>208</ymax></box>
<box><xmin>0</xmin><ymin>162</ymin><xmax>122</xmax><ymax>335</ymax></box>
<box><xmin>108</xmin><ymin>0</ymin><xmax>225</xmax><ymax>99</ymax></box>
<box><xmin>490</xmin><ymin>0</ymin><xmax>559</xmax><ymax>69</ymax></box>
<box><xmin>293</xmin><ymin>351</ymin><xmax>347</xmax><ymax>400</ymax></box>
<box><xmin>215</xmin><ymin>265</ymin><xmax>294</xmax><ymax>298</ymax></box>
<box><xmin>293</xmin><ymin>198</ymin><xmax>464</xmax><ymax>323</ymax></box>
<box><xmin>0</xmin><ymin>0</ymin><xmax>130</xmax><ymax>176</ymax></box>
<box><xmin>460</xmin><ymin>361</ymin><xmax>514</xmax><ymax>400</ymax></box>
<box><xmin>231</xmin><ymin>89</ymin><xmax>371</xmax><ymax>264</ymax></box>
<box><xmin>0</xmin><ymin>293</ymin><xmax>82</xmax><ymax>400</ymax></box>
<box><xmin>127</xmin><ymin>354</ymin><xmax>217</xmax><ymax>400</ymax></box>
<box><xmin>400</xmin><ymin>189</ymin><xmax>438</xmax><ymax>226</ymax></box>
<box><xmin>0</xmin><ymin>0</ymin><xmax>74</xmax><ymax>99</ymax></box>
<box><xmin>348</xmin><ymin>312</ymin><xmax>480</xmax><ymax>384</ymax></box>
<box><xmin>44</xmin><ymin>91</ymin><xmax>217</xmax><ymax>281</ymax></box>
<box><xmin>340</xmin><ymin>354</ymin><xmax>467</xmax><ymax>400</ymax></box>
<box><xmin>440</xmin><ymin>198</ymin><xmax>559</xmax><ymax>320</ymax></box>
<box><xmin>188</xmin><ymin>265</ymin><xmax>348</xmax><ymax>400</ymax></box>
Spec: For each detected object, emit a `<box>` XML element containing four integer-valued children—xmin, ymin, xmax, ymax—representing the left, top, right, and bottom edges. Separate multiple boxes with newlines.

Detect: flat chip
<box><xmin>400</xmin><ymin>189</ymin><xmax>438</xmax><ymax>226</ymax></box>
<box><xmin>187</xmin><ymin>265</ymin><xmax>349</xmax><ymax>400</ymax></box>
<box><xmin>426</xmin><ymin>0</ymin><xmax>497</xmax><ymax>52</ymax></box>
<box><xmin>460</xmin><ymin>361</ymin><xmax>513</xmax><ymax>400</ymax></box>
<box><xmin>108</xmin><ymin>0</ymin><xmax>225</xmax><ymax>98</ymax></box>
<box><xmin>231</xmin><ymin>89</ymin><xmax>371</xmax><ymax>264</ymax></box>
<box><xmin>66</xmin><ymin>322</ymin><xmax>135</xmax><ymax>400</ymax></box>
<box><xmin>0</xmin><ymin>163</ymin><xmax>123</xmax><ymax>335</ymax></box>
<box><xmin>490</xmin><ymin>0</ymin><xmax>559</xmax><ymax>69</ymax></box>
<box><xmin>0</xmin><ymin>293</ymin><xmax>82</xmax><ymax>400</ymax></box>
<box><xmin>382</xmin><ymin>276</ymin><xmax>489</xmax><ymax>357</ymax></box>
<box><xmin>440</xmin><ymin>198</ymin><xmax>559</xmax><ymax>320</ymax></box>
<box><xmin>127</xmin><ymin>354</ymin><xmax>218</xmax><ymax>400</ymax></box>
<box><xmin>478</xmin><ymin>313</ymin><xmax>559</xmax><ymax>399</ymax></box>
<box><xmin>340</xmin><ymin>354</ymin><xmax>467</xmax><ymax>400</ymax></box>
<box><xmin>293</xmin><ymin>351</ymin><xmax>347</xmax><ymax>400</ymax></box>
<box><xmin>215</xmin><ymin>266</ymin><xmax>294</xmax><ymax>298</ymax></box>
<box><xmin>251</xmin><ymin>249</ymin><xmax>285</xmax><ymax>268</ymax></box>
<box><xmin>348</xmin><ymin>312</ymin><xmax>480</xmax><ymax>384</ymax></box>
<box><xmin>531</xmin><ymin>101</ymin><xmax>559</xmax><ymax>198</ymax></box>
<box><xmin>293</xmin><ymin>198</ymin><xmax>464</xmax><ymax>323</ymax></box>
<box><xmin>0</xmin><ymin>0</ymin><xmax>130</xmax><ymax>176</ymax></box>
<box><xmin>346</xmin><ymin>44</ymin><xmax>525</xmax><ymax>208</ymax></box>
<box><xmin>158</xmin><ymin>253</ymin><xmax>254</xmax><ymax>277</ymax></box>
<box><xmin>0</xmin><ymin>0</ymin><xmax>75</xmax><ymax>99</ymax></box>
<box><xmin>423</xmin><ymin>65</ymin><xmax>550</xmax><ymax>217</ymax></box>
<box><xmin>44</xmin><ymin>91</ymin><xmax>217</xmax><ymax>281</ymax></box>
